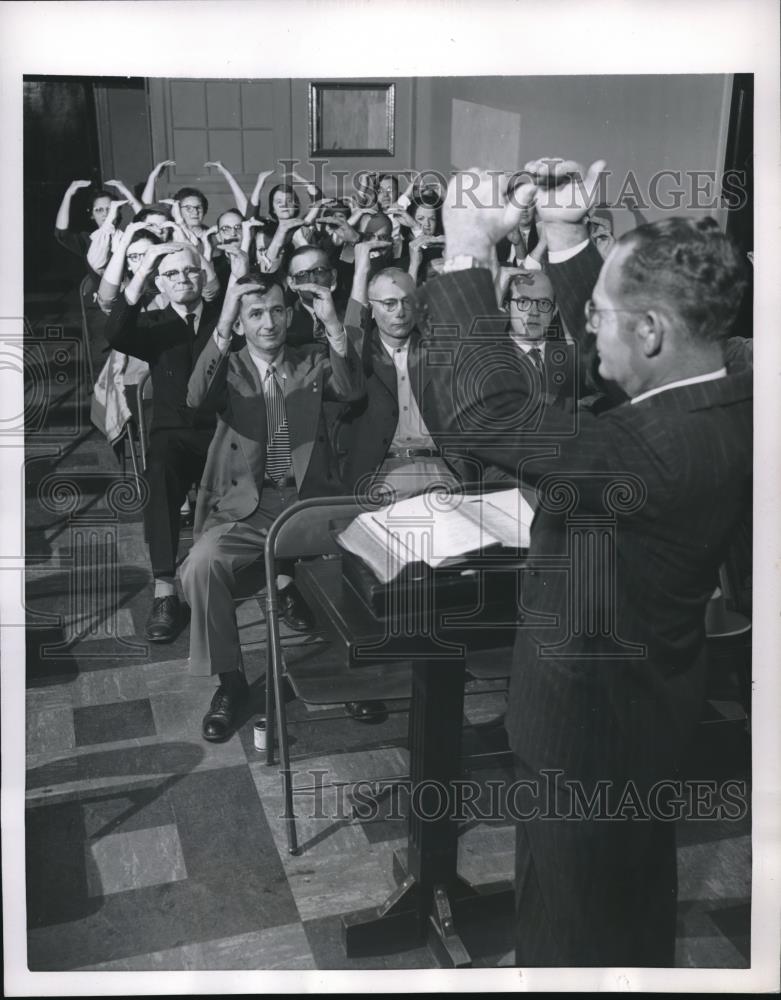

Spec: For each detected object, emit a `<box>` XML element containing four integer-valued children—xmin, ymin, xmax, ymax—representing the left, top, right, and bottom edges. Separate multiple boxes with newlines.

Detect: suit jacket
<box><xmin>105</xmin><ymin>296</ymin><xmax>221</xmax><ymax>432</ymax></box>
<box><xmin>423</xmin><ymin>259</ymin><xmax>753</xmax><ymax>793</ymax></box>
<box><xmin>187</xmin><ymin>333</ymin><xmax>365</xmax><ymax>537</ymax></box>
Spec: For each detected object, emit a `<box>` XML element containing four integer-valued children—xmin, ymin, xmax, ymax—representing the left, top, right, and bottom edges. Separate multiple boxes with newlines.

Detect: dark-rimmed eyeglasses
<box><xmin>508</xmin><ymin>296</ymin><xmax>553</xmax><ymax>314</ymax></box>
<box><xmin>290</xmin><ymin>266</ymin><xmax>333</xmax><ymax>285</ymax></box>
<box><xmin>219</xmin><ymin>224</ymin><xmax>242</xmax><ymax>234</ymax></box>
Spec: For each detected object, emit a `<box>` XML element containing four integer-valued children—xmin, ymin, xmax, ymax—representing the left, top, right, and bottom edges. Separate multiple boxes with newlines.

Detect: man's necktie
<box><xmin>263</xmin><ymin>365</ymin><xmax>292</xmax><ymax>483</ymax></box>
<box><xmin>185</xmin><ymin>312</ymin><xmax>196</xmax><ymax>335</ymax></box>
<box><xmin>528</xmin><ymin>346</ymin><xmax>544</xmax><ymax>376</ymax></box>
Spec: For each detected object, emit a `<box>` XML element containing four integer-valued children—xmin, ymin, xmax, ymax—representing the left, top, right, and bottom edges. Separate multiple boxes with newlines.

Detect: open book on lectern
<box><xmin>336</xmin><ymin>487</ymin><xmax>534</xmax><ymax>585</ymax></box>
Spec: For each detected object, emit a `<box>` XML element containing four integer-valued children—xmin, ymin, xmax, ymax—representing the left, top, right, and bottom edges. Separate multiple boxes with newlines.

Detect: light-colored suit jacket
<box><xmin>187</xmin><ymin>334</ymin><xmax>365</xmax><ymax>537</ymax></box>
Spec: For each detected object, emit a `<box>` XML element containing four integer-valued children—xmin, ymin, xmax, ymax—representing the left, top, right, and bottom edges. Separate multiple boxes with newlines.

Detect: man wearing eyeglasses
<box><xmin>336</xmin><ymin>240</ymin><xmax>461</xmax><ymax>501</ymax></box>
<box><xmin>105</xmin><ymin>243</ymin><xmax>223</xmax><ymax>643</ymax></box>
<box><xmin>285</xmin><ymin>245</ymin><xmax>342</xmax><ymax>347</ymax></box>
<box><xmin>422</xmin><ymin>161</ymin><xmax>753</xmax><ymax>968</ymax></box>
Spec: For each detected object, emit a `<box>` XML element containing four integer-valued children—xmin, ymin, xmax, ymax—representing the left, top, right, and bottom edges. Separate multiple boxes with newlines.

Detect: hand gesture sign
<box><xmin>218</xmin><ymin>244</ymin><xmax>250</xmax><ymax>281</ymax></box>
<box><xmin>318</xmin><ymin>215</ymin><xmax>359</xmax><ymax>246</ymax></box>
<box><xmin>106</xmin><ymin>199</ymin><xmax>129</xmax><ymax>226</ymax></box>
<box><xmin>353</xmin><ymin>238</ymin><xmax>392</xmax><ymax>270</ymax></box>
<box><xmin>521</xmin><ymin>158</ymin><xmax>606</xmax><ymax>224</ymax></box>
<box><xmin>293</xmin><ymin>282</ymin><xmax>339</xmax><ymax>328</ymax></box>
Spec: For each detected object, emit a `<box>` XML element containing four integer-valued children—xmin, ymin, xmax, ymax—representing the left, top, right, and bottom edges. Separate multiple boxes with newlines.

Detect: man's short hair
<box><xmin>617</xmin><ymin>217</ymin><xmax>748</xmax><ymax>343</ymax></box>
<box><xmin>504</xmin><ymin>268</ymin><xmax>555</xmax><ymax>305</ymax></box>
<box><xmin>174</xmin><ymin>187</ymin><xmax>209</xmax><ymax>214</ymax></box>
<box><xmin>287</xmin><ymin>243</ymin><xmax>331</xmax><ymax>269</ymax></box>
<box><xmin>378</xmin><ymin>173</ymin><xmax>399</xmax><ymax>195</ymax></box>
<box><xmin>216</xmin><ymin>208</ymin><xmax>243</xmax><ymax>228</ymax></box>
<box><xmin>235</xmin><ymin>270</ymin><xmax>287</xmax><ymax>301</ymax></box>
<box><xmin>134</xmin><ymin>204</ymin><xmax>173</xmax><ymax>224</ymax></box>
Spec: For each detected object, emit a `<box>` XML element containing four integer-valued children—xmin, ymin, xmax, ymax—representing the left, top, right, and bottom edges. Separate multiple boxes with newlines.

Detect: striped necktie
<box><xmin>528</xmin><ymin>346</ymin><xmax>544</xmax><ymax>376</ymax></box>
<box><xmin>263</xmin><ymin>365</ymin><xmax>292</xmax><ymax>483</ymax></box>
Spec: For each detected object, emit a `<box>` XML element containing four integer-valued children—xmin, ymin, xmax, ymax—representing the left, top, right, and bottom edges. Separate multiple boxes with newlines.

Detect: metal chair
<box><xmin>263</xmin><ymin>495</ymin><xmax>415</xmax><ymax>855</ymax></box>
<box><xmin>78</xmin><ymin>276</ymin><xmax>97</xmax><ymax>390</ymax></box>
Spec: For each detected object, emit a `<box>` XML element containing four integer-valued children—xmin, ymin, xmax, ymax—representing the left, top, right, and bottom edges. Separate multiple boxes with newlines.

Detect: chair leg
<box><xmin>267</xmin><ymin>589</ymin><xmax>299</xmax><ymax>855</ymax></box>
<box><xmin>265</xmin><ymin>617</ymin><xmax>276</xmax><ymax>766</ymax></box>
<box><xmin>125</xmin><ymin>424</ymin><xmax>143</xmax><ymax>502</ymax></box>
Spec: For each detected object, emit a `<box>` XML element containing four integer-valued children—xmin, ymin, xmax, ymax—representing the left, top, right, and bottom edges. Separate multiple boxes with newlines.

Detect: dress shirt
<box><xmin>381</xmin><ymin>338</ymin><xmax>438</xmax><ymax>451</ymax></box>
<box><xmin>631</xmin><ymin>368</ymin><xmax>727</xmax><ymax>405</ymax></box>
<box><xmin>169</xmin><ymin>299</ymin><xmax>204</xmax><ymax>333</ymax></box>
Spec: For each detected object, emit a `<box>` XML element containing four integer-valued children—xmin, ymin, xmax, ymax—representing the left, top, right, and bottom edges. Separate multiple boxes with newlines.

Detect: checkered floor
<box><xmin>22</xmin><ymin>290</ymin><xmax>752</xmax><ymax>974</ymax></box>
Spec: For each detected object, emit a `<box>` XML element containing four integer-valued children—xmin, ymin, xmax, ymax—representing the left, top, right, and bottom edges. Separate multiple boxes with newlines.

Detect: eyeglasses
<box><xmin>369</xmin><ymin>297</ymin><xmax>415</xmax><ymax>313</ymax></box>
<box><xmin>509</xmin><ymin>296</ymin><xmax>554</xmax><ymax>313</ymax></box>
<box><xmin>126</xmin><ymin>252</ymin><xmax>145</xmax><ymax>263</ymax></box>
<box><xmin>290</xmin><ymin>266</ymin><xmax>333</xmax><ymax>285</ymax></box>
<box><xmin>219</xmin><ymin>224</ymin><xmax>242</xmax><ymax>234</ymax></box>
<box><xmin>159</xmin><ymin>267</ymin><xmax>201</xmax><ymax>281</ymax></box>
<box><xmin>584</xmin><ymin>300</ymin><xmax>642</xmax><ymax>330</ymax></box>
<box><xmin>180</xmin><ymin>202</ymin><xmax>203</xmax><ymax>213</ymax></box>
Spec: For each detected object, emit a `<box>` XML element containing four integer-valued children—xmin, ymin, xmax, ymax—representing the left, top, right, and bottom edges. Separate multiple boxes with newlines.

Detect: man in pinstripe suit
<box><xmin>424</xmin><ymin>160</ymin><xmax>752</xmax><ymax>966</ymax></box>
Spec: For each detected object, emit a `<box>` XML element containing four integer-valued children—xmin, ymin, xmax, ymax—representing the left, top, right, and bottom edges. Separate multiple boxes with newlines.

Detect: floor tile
<box><xmin>85</xmin><ymin>822</ymin><xmax>188</xmax><ymax>896</ymax></box>
<box><xmin>69</xmin><ymin>663</ymin><xmax>148</xmax><ymax>708</ymax></box>
<box><xmin>73</xmin><ymin>698</ymin><xmax>157</xmax><ymax>747</ymax></box>
<box><xmin>25</xmin><ymin>704</ymin><xmax>75</xmax><ymax>756</ymax></box>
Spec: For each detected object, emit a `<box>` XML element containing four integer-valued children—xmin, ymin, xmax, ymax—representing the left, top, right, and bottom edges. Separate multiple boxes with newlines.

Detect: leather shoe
<box><xmin>278</xmin><ymin>583</ymin><xmax>315</xmax><ymax>633</ymax></box>
<box><xmin>202</xmin><ymin>681</ymin><xmax>249</xmax><ymax>743</ymax></box>
<box><xmin>145</xmin><ymin>595</ymin><xmax>181</xmax><ymax>642</ymax></box>
<box><xmin>345</xmin><ymin>700</ymin><xmax>388</xmax><ymax>724</ymax></box>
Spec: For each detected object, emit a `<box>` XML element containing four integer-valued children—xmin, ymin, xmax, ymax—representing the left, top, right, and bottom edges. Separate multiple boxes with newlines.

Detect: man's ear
<box><xmin>154</xmin><ymin>275</ymin><xmax>164</xmax><ymax>295</ymax></box>
<box><xmin>638</xmin><ymin>311</ymin><xmax>664</xmax><ymax>358</ymax></box>
<box><xmin>285</xmin><ymin>305</ymin><xmax>293</xmax><ymax>329</ymax></box>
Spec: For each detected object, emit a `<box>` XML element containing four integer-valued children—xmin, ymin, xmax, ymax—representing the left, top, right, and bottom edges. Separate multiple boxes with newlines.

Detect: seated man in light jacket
<box><xmin>180</xmin><ymin>269</ymin><xmax>365</xmax><ymax>743</ymax></box>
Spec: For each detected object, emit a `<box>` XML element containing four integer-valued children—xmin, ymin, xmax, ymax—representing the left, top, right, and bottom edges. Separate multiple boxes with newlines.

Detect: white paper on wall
<box><xmin>450</xmin><ymin>98</ymin><xmax>522</xmax><ymax>171</ymax></box>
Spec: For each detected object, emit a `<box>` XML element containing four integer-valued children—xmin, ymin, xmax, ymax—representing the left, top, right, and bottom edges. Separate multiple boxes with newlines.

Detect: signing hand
<box><xmin>522</xmin><ymin>158</ymin><xmax>606</xmax><ymax>224</ymax></box>
<box><xmin>217</xmin><ymin>244</ymin><xmax>251</xmax><ymax>281</ymax></box>
<box><xmin>319</xmin><ymin>215</ymin><xmax>359</xmax><ymax>246</ymax></box>
<box><xmin>353</xmin><ymin>238</ymin><xmax>391</xmax><ymax>271</ymax></box>
<box><xmin>293</xmin><ymin>282</ymin><xmax>340</xmax><ymax>329</ymax></box>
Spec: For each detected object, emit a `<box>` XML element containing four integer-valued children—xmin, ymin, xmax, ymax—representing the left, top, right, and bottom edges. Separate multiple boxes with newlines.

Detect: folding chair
<box><xmin>78</xmin><ymin>276</ymin><xmax>97</xmax><ymax>390</ymax></box>
<box><xmin>263</xmin><ymin>495</ymin><xmax>413</xmax><ymax>855</ymax></box>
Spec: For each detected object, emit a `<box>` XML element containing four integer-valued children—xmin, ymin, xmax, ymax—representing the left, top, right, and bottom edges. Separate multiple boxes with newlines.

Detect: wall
<box><xmin>94</xmin><ymin>79</ymin><xmax>152</xmax><ymax>198</ymax></box>
<box><xmin>146</xmin><ymin>78</ymin><xmax>292</xmax><ymax>219</ymax></box>
<box><xmin>140</xmin><ymin>74</ymin><xmax>733</xmax><ymax>234</ymax></box>
<box><xmin>414</xmin><ymin>75</ymin><xmax>733</xmax><ymax>235</ymax></box>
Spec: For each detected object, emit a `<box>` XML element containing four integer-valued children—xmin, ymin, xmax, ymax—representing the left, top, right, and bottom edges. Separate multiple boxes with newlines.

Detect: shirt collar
<box><xmin>170</xmin><ymin>299</ymin><xmax>204</xmax><ymax>327</ymax></box>
<box><xmin>509</xmin><ymin>335</ymin><xmax>545</xmax><ymax>356</ymax></box>
<box><xmin>631</xmin><ymin>368</ymin><xmax>727</xmax><ymax>405</ymax></box>
<box><xmin>247</xmin><ymin>344</ymin><xmax>285</xmax><ymax>379</ymax></box>
<box><xmin>380</xmin><ymin>336</ymin><xmax>410</xmax><ymax>359</ymax></box>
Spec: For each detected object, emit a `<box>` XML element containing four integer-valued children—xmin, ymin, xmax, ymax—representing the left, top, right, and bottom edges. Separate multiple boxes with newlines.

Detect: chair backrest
<box><xmin>267</xmin><ymin>496</ymin><xmax>379</xmax><ymax>573</ymax></box>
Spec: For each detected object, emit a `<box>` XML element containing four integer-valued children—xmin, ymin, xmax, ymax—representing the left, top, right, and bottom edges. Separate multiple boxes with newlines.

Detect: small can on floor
<box><xmin>253</xmin><ymin>717</ymin><xmax>268</xmax><ymax>752</ymax></box>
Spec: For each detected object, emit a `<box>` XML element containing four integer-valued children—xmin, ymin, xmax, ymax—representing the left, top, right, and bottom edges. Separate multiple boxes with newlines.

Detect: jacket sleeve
<box><xmin>186</xmin><ymin>334</ymin><xmax>231</xmax><ymax>412</ymax></box>
<box><xmin>103</xmin><ymin>296</ymin><xmax>158</xmax><ymax>363</ymax></box>
<box><xmin>322</xmin><ymin>336</ymin><xmax>366</xmax><ymax>403</ymax></box>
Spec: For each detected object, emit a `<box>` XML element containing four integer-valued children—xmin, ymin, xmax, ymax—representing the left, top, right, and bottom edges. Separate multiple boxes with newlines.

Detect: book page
<box><xmin>461</xmin><ymin>488</ymin><xmax>534</xmax><ymax>550</ymax></box>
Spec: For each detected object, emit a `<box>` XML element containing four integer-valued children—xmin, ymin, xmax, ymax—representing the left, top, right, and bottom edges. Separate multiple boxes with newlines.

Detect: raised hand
<box><xmin>204</xmin><ymin>160</ymin><xmax>224</xmax><ymax>172</ymax></box>
<box><xmin>522</xmin><ymin>158</ymin><xmax>606</xmax><ymax>224</ymax></box>
<box><xmin>318</xmin><ymin>215</ymin><xmax>359</xmax><ymax>246</ymax></box>
<box><xmin>68</xmin><ymin>179</ymin><xmax>92</xmax><ymax>192</ymax></box>
<box><xmin>219</xmin><ymin>244</ymin><xmax>251</xmax><ymax>280</ymax></box>
<box><xmin>105</xmin><ymin>199</ymin><xmax>129</xmax><ymax>226</ymax></box>
<box><xmin>387</xmin><ymin>207</ymin><xmax>417</xmax><ymax>229</ymax></box>
<box><xmin>293</xmin><ymin>282</ymin><xmax>339</xmax><ymax>329</ymax></box>
<box><xmin>154</xmin><ymin>159</ymin><xmax>176</xmax><ymax>174</ymax></box>
<box><xmin>353</xmin><ymin>238</ymin><xmax>391</xmax><ymax>271</ymax></box>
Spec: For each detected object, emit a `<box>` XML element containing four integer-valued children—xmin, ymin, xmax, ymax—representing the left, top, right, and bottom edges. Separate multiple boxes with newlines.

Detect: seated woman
<box><xmin>55</xmin><ymin>182</ymin><xmax>117</xmax><ymax>272</ymax></box>
<box><xmin>405</xmin><ymin>193</ymin><xmax>446</xmax><ymax>285</ymax></box>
